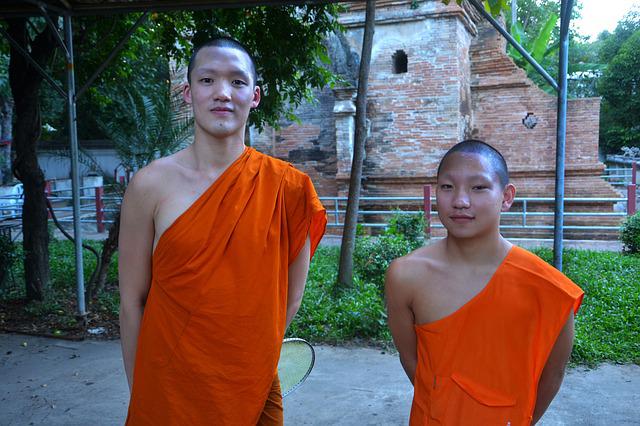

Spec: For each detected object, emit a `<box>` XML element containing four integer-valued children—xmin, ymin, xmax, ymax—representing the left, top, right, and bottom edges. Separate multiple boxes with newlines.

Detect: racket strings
<box><xmin>278</xmin><ymin>339</ymin><xmax>314</xmax><ymax>397</ymax></box>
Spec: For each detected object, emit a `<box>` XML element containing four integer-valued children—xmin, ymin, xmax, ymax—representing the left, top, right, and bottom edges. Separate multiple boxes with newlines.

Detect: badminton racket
<box><xmin>277</xmin><ymin>338</ymin><xmax>315</xmax><ymax>397</ymax></box>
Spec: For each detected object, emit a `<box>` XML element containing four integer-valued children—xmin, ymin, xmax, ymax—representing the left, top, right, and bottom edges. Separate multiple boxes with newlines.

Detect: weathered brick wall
<box><xmin>254</xmin><ymin>0</ymin><xmax>480</xmax><ymax>196</ymax></box>
<box><xmin>469</xmin><ymin>18</ymin><xmax>618</xmax><ymax>199</ymax></box>
<box><xmin>252</xmin><ymin>87</ymin><xmax>339</xmax><ymax>195</ymax></box>
<box><xmin>252</xmin><ymin>0</ymin><xmax>617</xmax><ymax>210</ymax></box>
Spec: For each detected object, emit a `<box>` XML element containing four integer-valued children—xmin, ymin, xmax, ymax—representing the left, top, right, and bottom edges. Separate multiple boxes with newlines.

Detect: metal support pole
<box><xmin>64</xmin><ymin>15</ymin><xmax>86</xmax><ymax>318</ymax></box>
<box><xmin>423</xmin><ymin>185</ymin><xmax>431</xmax><ymax>239</ymax></box>
<box><xmin>552</xmin><ymin>0</ymin><xmax>574</xmax><ymax>271</ymax></box>
<box><xmin>632</xmin><ymin>162</ymin><xmax>637</xmax><ymax>186</ymax></box>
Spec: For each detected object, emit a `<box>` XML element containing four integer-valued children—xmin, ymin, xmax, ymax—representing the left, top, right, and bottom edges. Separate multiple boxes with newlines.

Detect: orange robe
<box><xmin>126</xmin><ymin>148</ymin><xmax>326</xmax><ymax>425</ymax></box>
<box><xmin>410</xmin><ymin>246</ymin><xmax>584</xmax><ymax>426</ymax></box>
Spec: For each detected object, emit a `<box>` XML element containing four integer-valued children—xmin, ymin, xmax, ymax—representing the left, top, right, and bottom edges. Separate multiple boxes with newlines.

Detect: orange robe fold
<box><xmin>126</xmin><ymin>148</ymin><xmax>326</xmax><ymax>425</ymax></box>
<box><xmin>410</xmin><ymin>246</ymin><xmax>584</xmax><ymax>426</ymax></box>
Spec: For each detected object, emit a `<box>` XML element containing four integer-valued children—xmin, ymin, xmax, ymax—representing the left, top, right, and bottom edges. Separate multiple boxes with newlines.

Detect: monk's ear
<box><xmin>183</xmin><ymin>83</ymin><xmax>192</xmax><ymax>105</ymax></box>
<box><xmin>251</xmin><ymin>85</ymin><xmax>261</xmax><ymax>109</ymax></box>
<box><xmin>501</xmin><ymin>183</ymin><xmax>516</xmax><ymax>212</ymax></box>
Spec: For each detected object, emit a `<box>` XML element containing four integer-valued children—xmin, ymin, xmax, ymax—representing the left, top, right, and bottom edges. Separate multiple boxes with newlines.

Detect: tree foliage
<box><xmin>153</xmin><ymin>6</ymin><xmax>341</xmax><ymax>131</ymax></box>
<box><xmin>2</xmin><ymin>5</ymin><xmax>343</xmax><ymax>303</ymax></box>
<box><xmin>598</xmin><ymin>28</ymin><xmax>640</xmax><ymax>154</ymax></box>
<box><xmin>505</xmin><ymin>0</ymin><xmax>591</xmax><ymax>94</ymax></box>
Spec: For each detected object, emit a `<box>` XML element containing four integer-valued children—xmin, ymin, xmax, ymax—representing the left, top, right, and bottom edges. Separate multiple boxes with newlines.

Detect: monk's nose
<box><xmin>452</xmin><ymin>190</ymin><xmax>470</xmax><ymax>208</ymax></box>
<box><xmin>213</xmin><ymin>81</ymin><xmax>232</xmax><ymax>102</ymax></box>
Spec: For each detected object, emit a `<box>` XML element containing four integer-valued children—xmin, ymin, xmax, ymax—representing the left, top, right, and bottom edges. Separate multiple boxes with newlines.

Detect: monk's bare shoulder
<box><xmin>123</xmin><ymin>149</ymin><xmax>191</xmax><ymax>212</ymax></box>
<box><xmin>385</xmin><ymin>241</ymin><xmax>445</xmax><ymax>299</ymax></box>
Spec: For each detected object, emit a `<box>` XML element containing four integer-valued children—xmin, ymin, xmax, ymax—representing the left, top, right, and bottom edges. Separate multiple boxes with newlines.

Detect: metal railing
<box><xmin>319</xmin><ymin>192</ymin><xmax>635</xmax><ymax>233</ymax></box>
<box><xmin>602</xmin><ymin>162</ymin><xmax>637</xmax><ymax>186</ymax></box>
<box><xmin>0</xmin><ymin>182</ymin><xmax>637</xmax><ymax>235</ymax></box>
<box><xmin>0</xmin><ymin>185</ymin><xmax>121</xmax><ymax>233</ymax></box>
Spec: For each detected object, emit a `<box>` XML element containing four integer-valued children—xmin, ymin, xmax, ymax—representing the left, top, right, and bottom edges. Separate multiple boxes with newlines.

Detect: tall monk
<box><xmin>118</xmin><ymin>37</ymin><xmax>326</xmax><ymax>425</ymax></box>
<box><xmin>385</xmin><ymin>140</ymin><xmax>583</xmax><ymax>425</ymax></box>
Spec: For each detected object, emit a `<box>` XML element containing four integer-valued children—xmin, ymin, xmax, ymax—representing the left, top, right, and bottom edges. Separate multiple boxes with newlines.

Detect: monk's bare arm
<box><xmin>118</xmin><ymin>169</ymin><xmax>156</xmax><ymax>390</ymax></box>
<box><xmin>532</xmin><ymin>313</ymin><xmax>575</xmax><ymax>424</ymax></box>
<box><xmin>385</xmin><ymin>259</ymin><xmax>418</xmax><ymax>384</ymax></box>
<box><xmin>286</xmin><ymin>236</ymin><xmax>311</xmax><ymax>329</ymax></box>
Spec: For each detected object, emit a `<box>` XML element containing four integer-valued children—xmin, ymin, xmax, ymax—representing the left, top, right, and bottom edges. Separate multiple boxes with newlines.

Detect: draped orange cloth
<box><xmin>126</xmin><ymin>148</ymin><xmax>326</xmax><ymax>425</ymax></box>
<box><xmin>410</xmin><ymin>246</ymin><xmax>583</xmax><ymax>426</ymax></box>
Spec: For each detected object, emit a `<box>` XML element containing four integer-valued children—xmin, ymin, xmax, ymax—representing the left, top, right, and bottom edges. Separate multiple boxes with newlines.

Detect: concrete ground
<box><xmin>1</xmin><ymin>334</ymin><xmax>638</xmax><ymax>425</ymax></box>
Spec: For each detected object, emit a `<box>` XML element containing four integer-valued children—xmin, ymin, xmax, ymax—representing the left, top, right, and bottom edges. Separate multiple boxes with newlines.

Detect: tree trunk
<box><xmin>337</xmin><ymin>0</ymin><xmax>376</xmax><ymax>288</ymax></box>
<box><xmin>87</xmin><ymin>210</ymin><xmax>120</xmax><ymax>301</ymax></box>
<box><xmin>7</xmin><ymin>18</ymin><xmax>57</xmax><ymax>301</ymax></box>
<box><xmin>0</xmin><ymin>97</ymin><xmax>13</xmax><ymax>184</ymax></box>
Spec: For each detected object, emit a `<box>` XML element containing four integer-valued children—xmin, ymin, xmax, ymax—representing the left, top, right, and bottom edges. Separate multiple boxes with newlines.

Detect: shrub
<box><xmin>288</xmin><ymin>247</ymin><xmax>389</xmax><ymax>342</ymax></box>
<box><xmin>354</xmin><ymin>233</ymin><xmax>415</xmax><ymax>290</ymax></box>
<box><xmin>386</xmin><ymin>211</ymin><xmax>426</xmax><ymax>247</ymax></box>
<box><xmin>0</xmin><ymin>234</ymin><xmax>17</xmax><ymax>286</ymax></box>
<box><xmin>352</xmin><ymin>212</ymin><xmax>425</xmax><ymax>290</ymax></box>
<box><xmin>620</xmin><ymin>212</ymin><xmax>640</xmax><ymax>254</ymax></box>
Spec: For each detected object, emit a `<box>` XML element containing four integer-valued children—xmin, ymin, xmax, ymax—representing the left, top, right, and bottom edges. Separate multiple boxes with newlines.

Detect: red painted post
<box><xmin>423</xmin><ymin>185</ymin><xmax>431</xmax><ymax>238</ymax></box>
<box><xmin>628</xmin><ymin>184</ymin><xmax>637</xmax><ymax>216</ymax></box>
<box><xmin>95</xmin><ymin>186</ymin><xmax>105</xmax><ymax>233</ymax></box>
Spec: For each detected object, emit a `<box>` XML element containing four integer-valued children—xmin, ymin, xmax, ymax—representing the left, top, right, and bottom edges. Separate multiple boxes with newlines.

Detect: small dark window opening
<box><xmin>393</xmin><ymin>50</ymin><xmax>408</xmax><ymax>74</ymax></box>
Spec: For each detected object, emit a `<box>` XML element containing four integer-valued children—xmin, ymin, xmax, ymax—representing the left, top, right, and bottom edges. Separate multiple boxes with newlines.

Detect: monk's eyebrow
<box><xmin>466</xmin><ymin>173</ymin><xmax>493</xmax><ymax>181</ymax></box>
<box><xmin>195</xmin><ymin>67</ymin><xmax>250</xmax><ymax>81</ymax></box>
<box><xmin>440</xmin><ymin>172</ymin><xmax>493</xmax><ymax>181</ymax></box>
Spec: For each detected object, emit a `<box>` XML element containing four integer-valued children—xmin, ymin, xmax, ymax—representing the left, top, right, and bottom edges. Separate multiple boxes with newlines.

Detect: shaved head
<box><xmin>187</xmin><ymin>37</ymin><xmax>258</xmax><ymax>86</ymax></box>
<box><xmin>437</xmin><ymin>139</ymin><xmax>509</xmax><ymax>187</ymax></box>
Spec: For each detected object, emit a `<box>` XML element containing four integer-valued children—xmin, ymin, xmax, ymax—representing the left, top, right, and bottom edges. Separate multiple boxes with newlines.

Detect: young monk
<box><xmin>385</xmin><ymin>139</ymin><xmax>584</xmax><ymax>425</ymax></box>
<box><xmin>118</xmin><ymin>37</ymin><xmax>326</xmax><ymax>425</ymax></box>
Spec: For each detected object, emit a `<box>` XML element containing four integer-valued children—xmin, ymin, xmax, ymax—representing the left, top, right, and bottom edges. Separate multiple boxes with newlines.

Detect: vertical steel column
<box><xmin>552</xmin><ymin>0</ymin><xmax>574</xmax><ymax>271</ymax></box>
<box><xmin>64</xmin><ymin>15</ymin><xmax>86</xmax><ymax>317</ymax></box>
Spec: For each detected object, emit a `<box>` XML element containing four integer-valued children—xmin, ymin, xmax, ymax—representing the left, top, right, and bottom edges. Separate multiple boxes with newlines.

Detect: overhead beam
<box><xmin>1</xmin><ymin>0</ymin><xmax>347</xmax><ymax>18</ymax></box>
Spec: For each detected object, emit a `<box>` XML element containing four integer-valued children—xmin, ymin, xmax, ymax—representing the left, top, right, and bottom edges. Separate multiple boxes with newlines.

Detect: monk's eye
<box><xmin>439</xmin><ymin>184</ymin><xmax>453</xmax><ymax>190</ymax></box>
<box><xmin>200</xmin><ymin>78</ymin><xmax>213</xmax><ymax>84</ymax></box>
<box><xmin>472</xmin><ymin>185</ymin><xmax>489</xmax><ymax>191</ymax></box>
<box><xmin>232</xmin><ymin>79</ymin><xmax>247</xmax><ymax>86</ymax></box>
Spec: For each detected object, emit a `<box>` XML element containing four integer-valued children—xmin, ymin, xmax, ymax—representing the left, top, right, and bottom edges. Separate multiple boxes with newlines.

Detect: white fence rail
<box><xmin>319</xmin><ymin>195</ymin><xmax>633</xmax><ymax>233</ymax></box>
<box><xmin>0</xmin><ymin>171</ymin><xmax>637</xmax><ymax>236</ymax></box>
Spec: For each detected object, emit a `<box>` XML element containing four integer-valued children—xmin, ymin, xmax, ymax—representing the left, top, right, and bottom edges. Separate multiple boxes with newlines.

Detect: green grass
<box><xmin>532</xmin><ymin>248</ymin><xmax>640</xmax><ymax>365</ymax></box>
<box><xmin>2</xmin><ymin>240</ymin><xmax>638</xmax><ymax>365</ymax></box>
<box><xmin>2</xmin><ymin>240</ymin><xmax>120</xmax><ymax>316</ymax></box>
<box><xmin>289</xmin><ymin>245</ymin><xmax>640</xmax><ymax>366</ymax></box>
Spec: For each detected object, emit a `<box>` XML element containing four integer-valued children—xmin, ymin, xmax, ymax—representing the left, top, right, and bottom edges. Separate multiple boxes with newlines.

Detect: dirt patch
<box><xmin>0</xmin><ymin>297</ymin><xmax>119</xmax><ymax>341</ymax></box>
